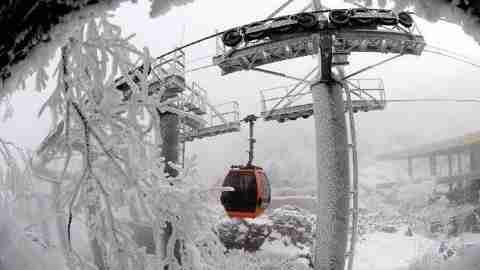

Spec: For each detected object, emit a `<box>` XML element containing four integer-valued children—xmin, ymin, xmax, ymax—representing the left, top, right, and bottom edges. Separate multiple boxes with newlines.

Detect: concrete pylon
<box><xmin>156</xmin><ymin>85</ymin><xmax>183</xmax><ymax>269</ymax></box>
<box><xmin>311</xmin><ymin>36</ymin><xmax>350</xmax><ymax>270</ymax></box>
<box><xmin>158</xmin><ymin>110</ymin><xmax>180</xmax><ymax>177</ymax></box>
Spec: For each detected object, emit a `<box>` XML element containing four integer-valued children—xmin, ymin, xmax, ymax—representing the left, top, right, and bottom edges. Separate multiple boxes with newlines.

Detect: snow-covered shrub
<box><xmin>216</xmin><ymin>205</ymin><xmax>315</xmax><ymax>269</ymax></box>
<box><xmin>217</xmin><ymin>218</ymin><xmax>272</xmax><ymax>252</ymax></box>
<box><xmin>268</xmin><ymin>205</ymin><xmax>315</xmax><ymax>249</ymax></box>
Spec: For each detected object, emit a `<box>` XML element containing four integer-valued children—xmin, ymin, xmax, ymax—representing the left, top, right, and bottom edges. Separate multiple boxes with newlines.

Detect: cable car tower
<box><xmin>115</xmin><ymin>1</ymin><xmax>425</xmax><ymax>268</ymax></box>
<box><xmin>114</xmin><ymin>49</ymin><xmax>242</xmax><ymax>173</ymax></box>
<box><xmin>211</xmin><ymin>1</ymin><xmax>425</xmax><ymax>269</ymax></box>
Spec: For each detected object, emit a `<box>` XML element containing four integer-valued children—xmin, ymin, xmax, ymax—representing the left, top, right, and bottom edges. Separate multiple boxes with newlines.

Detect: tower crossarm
<box><xmin>213</xmin><ymin>16</ymin><xmax>425</xmax><ymax>75</ymax></box>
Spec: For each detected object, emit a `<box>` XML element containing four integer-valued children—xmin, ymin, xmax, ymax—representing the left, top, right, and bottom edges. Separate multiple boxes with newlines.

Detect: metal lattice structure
<box><xmin>114</xmin><ymin>49</ymin><xmax>242</xmax><ymax>165</ymax></box>
<box><xmin>180</xmin><ymin>101</ymin><xmax>241</xmax><ymax>142</ymax></box>
<box><xmin>213</xmin><ymin>22</ymin><xmax>425</xmax><ymax>75</ymax></box>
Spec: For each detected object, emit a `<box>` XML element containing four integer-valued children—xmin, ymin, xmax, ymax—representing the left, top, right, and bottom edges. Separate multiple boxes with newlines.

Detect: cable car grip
<box><xmin>243</xmin><ymin>114</ymin><xmax>258</xmax><ymax>167</ymax></box>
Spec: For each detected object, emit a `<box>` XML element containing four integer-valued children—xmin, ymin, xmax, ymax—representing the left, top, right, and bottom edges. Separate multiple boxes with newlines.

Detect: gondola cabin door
<box><xmin>220</xmin><ymin>166</ymin><xmax>271</xmax><ymax>219</ymax></box>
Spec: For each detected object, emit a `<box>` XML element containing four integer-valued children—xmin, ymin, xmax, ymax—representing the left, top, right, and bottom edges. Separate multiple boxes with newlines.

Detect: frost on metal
<box><xmin>311</xmin><ymin>81</ymin><xmax>350</xmax><ymax>270</ymax></box>
<box><xmin>348</xmin><ymin>0</ymin><xmax>480</xmax><ymax>44</ymax></box>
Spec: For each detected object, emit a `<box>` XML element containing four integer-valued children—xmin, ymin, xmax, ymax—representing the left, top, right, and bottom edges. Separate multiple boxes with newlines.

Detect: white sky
<box><xmin>1</xmin><ymin>0</ymin><xmax>480</xmax><ymax>183</ymax></box>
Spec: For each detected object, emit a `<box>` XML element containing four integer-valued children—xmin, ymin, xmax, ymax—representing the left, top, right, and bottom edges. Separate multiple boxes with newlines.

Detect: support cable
<box><xmin>185</xmin><ymin>63</ymin><xmax>217</xmax><ymax>74</ymax></box>
<box><xmin>426</xmin><ymin>44</ymin><xmax>477</xmax><ymax>60</ymax></box>
<box><xmin>341</xmin><ymin>54</ymin><xmax>404</xmax><ymax>80</ymax></box>
<box><xmin>424</xmin><ymin>49</ymin><xmax>480</xmax><ymax>70</ymax></box>
<box><xmin>263</xmin><ymin>66</ymin><xmax>319</xmax><ymax>119</ymax></box>
<box><xmin>345</xmin><ymin>80</ymin><xmax>380</xmax><ymax>104</ymax></box>
<box><xmin>300</xmin><ymin>3</ymin><xmax>313</xmax><ymax>12</ymax></box>
<box><xmin>386</xmin><ymin>98</ymin><xmax>480</xmax><ymax>103</ymax></box>
<box><xmin>251</xmin><ymin>67</ymin><xmax>315</xmax><ymax>83</ymax></box>
<box><xmin>156</xmin><ymin>31</ymin><xmax>226</xmax><ymax>60</ymax></box>
<box><xmin>266</xmin><ymin>0</ymin><xmax>297</xmax><ymax>19</ymax></box>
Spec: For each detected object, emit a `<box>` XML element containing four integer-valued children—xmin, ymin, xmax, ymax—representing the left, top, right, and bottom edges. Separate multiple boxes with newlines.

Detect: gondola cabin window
<box><xmin>221</xmin><ymin>170</ymin><xmax>257</xmax><ymax>213</ymax></box>
<box><xmin>256</xmin><ymin>170</ymin><xmax>271</xmax><ymax>209</ymax></box>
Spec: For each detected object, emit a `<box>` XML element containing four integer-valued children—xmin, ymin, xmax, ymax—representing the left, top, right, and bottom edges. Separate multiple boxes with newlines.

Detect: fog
<box><xmin>1</xmin><ymin>1</ymin><xmax>480</xmax><ymax>270</ymax></box>
<box><xmin>1</xmin><ymin>0</ymin><xmax>480</xmax><ymax>186</ymax></box>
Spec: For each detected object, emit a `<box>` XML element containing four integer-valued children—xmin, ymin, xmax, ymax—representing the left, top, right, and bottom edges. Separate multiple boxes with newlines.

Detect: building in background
<box><xmin>378</xmin><ymin>130</ymin><xmax>480</xmax><ymax>205</ymax></box>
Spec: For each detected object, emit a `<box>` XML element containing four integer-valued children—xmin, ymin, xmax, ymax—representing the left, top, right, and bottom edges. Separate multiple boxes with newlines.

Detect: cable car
<box><xmin>220</xmin><ymin>165</ymin><xmax>271</xmax><ymax>218</ymax></box>
<box><xmin>220</xmin><ymin>115</ymin><xmax>271</xmax><ymax>219</ymax></box>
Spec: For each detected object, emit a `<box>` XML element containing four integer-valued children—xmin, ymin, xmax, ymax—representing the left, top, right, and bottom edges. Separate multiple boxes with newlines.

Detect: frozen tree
<box><xmin>26</xmin><ymin>13</ymin><xmax>229</xmax><ymax>270</ymax></box>
<box><xmin>0</xmin><ymin>8</ymin><xmax>318</xmax><ymax>270</ymax></box>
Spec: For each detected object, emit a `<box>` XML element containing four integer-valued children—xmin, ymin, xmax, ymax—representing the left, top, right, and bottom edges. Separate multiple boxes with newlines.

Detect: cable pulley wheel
<box><xmin>398</xmin><ymin>12</ymin><xmax>413</xmax><ymax>28</ymax></box>
<box><xmin>329</xmin><ymin>10</ymin><xmax>350</xmax><ymax>26</ymax></box>
<box><xmin>296</xmin><ymin>13</ymin><xmax>318</xmax><ymax>29</ymax></box>
<box><xmin>222</xmin><ymin>29</ymin><xmax>242</xmax><ymax>47</ymax></box>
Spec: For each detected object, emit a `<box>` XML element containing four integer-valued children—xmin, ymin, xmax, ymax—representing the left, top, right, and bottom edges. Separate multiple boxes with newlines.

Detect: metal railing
<box><xmin>259</xmin><ymin>78</ymin><xmax>386</xmax><ymax>115</ymax></box>
<box><xmin>182</xmin><ymin>81</ymin><xmax>208</xmax><ymax>114</ymax></box>
<box><xmin>208</xmin><ymin>101</ymin><xmax>240</xmax><ymax>127</ymax></box>
<box><xmin>260</xmin><ymin>83</ymin><xmax>311</xmax><ymax>113</ymax></box>
<box><xmin>346</xmin><ymin>78</ymin><xmax>386</xmax><ymax>108</ymax></box>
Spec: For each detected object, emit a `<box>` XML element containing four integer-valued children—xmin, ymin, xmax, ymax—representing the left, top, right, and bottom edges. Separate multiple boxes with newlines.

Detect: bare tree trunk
<box><xmin>311</xmin><ymin>79</ymin><xmax>349</xmax><ymax>270</ymax></box>
<box><xmin>37</xmin><ymin>195</ymin><xmax>51</xmax><ymax>247</ymax></box>
<box><xmin>52</xmin><ymin>183</ymin><xmax>70</xmax><ymax>261</ymax></box>
<box><xmin>87</xmin><ymin>179</ymin><xmax>107</xmax><ymax>270</ymax></box>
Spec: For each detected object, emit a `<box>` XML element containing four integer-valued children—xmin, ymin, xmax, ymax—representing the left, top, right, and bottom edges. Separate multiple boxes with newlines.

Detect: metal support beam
<box><xmin>311</xmin><ymin>1</ymin><xmax>348</xmax><ymax>269</ymax></box>
<box><xmin>471</xmin><ymin>149</ymin><xmax>475</xmax><ymax>172</ymax></box>
<box><xmin>470</xmin><ymin>144</ymin><xmax>480</xmax><ymax>172</ymax></box>
<box><xmin>448</xmin><ymin>154</ymin><xmax>453</xmax><ymax>177</ymax></box>
<box><xmin>251</xmin><ymin>67</ymin><xmax>314</xmax><ymax>84</ymax></box>
<box><xmin>312</xmin><ymin>34</ymin><xmax>349</xmax><ymax>270</ymax></box>
<box><xmin>457</xmin><ymin>153</ymin><xmax>462</xmax><ymax>174</ymax></box>
<box><xmin>429</xmin><ymin>155</ymin><xmax>437</xmax><ymax>177</ymax></box>
<box><xmin>343</xmin><ymin>77</ymin><xmax>359</xmax><ymax>270</ymax></box>
<box><xmin>408</xmin><ymin>157</ymin><xmax>413</xmax><ymax>179</ymax></box>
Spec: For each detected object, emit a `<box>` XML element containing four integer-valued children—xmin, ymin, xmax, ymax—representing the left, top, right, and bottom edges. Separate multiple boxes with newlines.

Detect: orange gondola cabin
<box><xmin>220</xmin><ymin>165</ymin><xmax>271</xmax><ymax>219</ymax></box>
<box><xmin>219</xmin><ymin>114</ymin><xmax>271</xmax><ymax>219</ymax></box>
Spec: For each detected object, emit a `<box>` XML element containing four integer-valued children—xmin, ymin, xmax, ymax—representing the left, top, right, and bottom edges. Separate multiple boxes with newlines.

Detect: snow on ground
<box><xmin>354</xmin><ymin>227</ymin><xmax>437</xmax><ymax>270</ymax></box>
